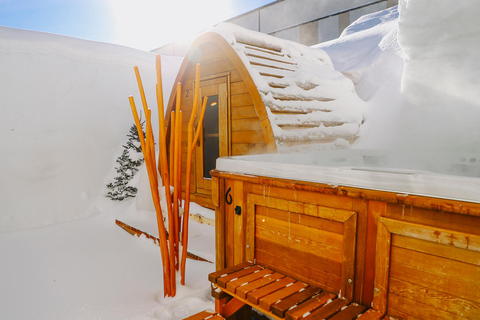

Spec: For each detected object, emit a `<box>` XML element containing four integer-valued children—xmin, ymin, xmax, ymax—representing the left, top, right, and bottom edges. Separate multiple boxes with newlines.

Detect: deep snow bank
<box><xmin>315</xmin><ymin>6</ymin><xmax>404</xmax><ymax>149</ymax></box>
<box><xmin>0</xmin><ymin>27</ymin><xmax>182</xmax><ymax>233</ymax></box>
<box><xmin>397</xmin><ymin>0</ymin><xmax>480</xmax><ymax>152</ymax></box>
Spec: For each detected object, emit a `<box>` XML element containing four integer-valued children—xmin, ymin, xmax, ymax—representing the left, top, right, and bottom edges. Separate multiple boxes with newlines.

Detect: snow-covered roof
<box><xmin>212</xmin><ymin>23</ymin><xmax>366</xmax><ymax>152</ymax></box>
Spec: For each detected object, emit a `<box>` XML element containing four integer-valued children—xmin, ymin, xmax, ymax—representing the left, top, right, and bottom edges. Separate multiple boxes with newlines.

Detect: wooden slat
<box><xmin>259</xmin><ymin>281</ymin><xmax>308</xmax><ymax>311</ymax></box>
<box><xmin>255</xmin><ymin>205</ymin><xmax>344</xmax><ymax>235</ymax></box>
<box><xmin>285</xmin><ymin>291</ymin><xmax>335</xmax><ymax>320</ymax></box>
<box><xmin>232</xmin><ymin>143</ymin><xmax>268</xmax><ymax>155</ymax></box>
<box><xmin>231</xmin><ymin>81</ymin><xmax>248</xmax><ymax>95</ymax></box>
<box><xmin>356</xmin><ymin>309</ymin><xmax>384</xmax><ymax>320</ymax></box>
<box><xmin>256</xmin><ymin>214</ymin><xmax>344</xmax><ymax>262</ymax></box>
<box><xmin>223</xmin><ymin>298</ymin><xmax>245</xmax><ymax>318</ymax></box>
<box><xmin>226</xmin><ymin>268</ymin><xmax>273</xmax><ymax>293</ymax></box>
<box><xmin>393</xmin><ymin>233</ymin><xmax>480</xmax><ymax>266</ymax></box>
<box><xmin>232</xmin><ymin>118</ymin><xmax>263</xmax><ymax>131</ymax></box>
<box><xmin>231</xmin><ymin>92</ymin><xmax>253</xmax><ymax>108</ymax></box>
<box><xmin>255</xmin><ymin>235</ymin><xmax>342</xmax><ymax>278</ymax></box>
<box><xmin>271</xmin><ymin>286</ymin><xmax>323</xmax><ymax>318</ymax></box>
<box><xmin>209</xmin><ymin>261</ymin><xmax>252</xmax><ymax>283</ymax></box>
<box><xmin>247</xmin><ymin>277</ymin><xmax>295</xmax><ymax>305</ymax></box>
<box><xmin>231</xmin><ymin>131</ymin><xmax>265</xmax><ymax>144</ymax></box>
<box><xmin>372</xmin><ymin>219</ymin><xmax>391</xmax><ymax>314</ymax></box>
<box><xmin>242</xmin><ymin>43</ymin><xmax>284</xmax><ymax>56</ymax></box>
<box><xmin>183</xmin><ymin>310</ymin><xmax>217</xmax><ymax>320</ymax></box>
<box><xmin>246</xmin><ymin>184</ymin><xmax>354</xmax><ymax>211</ymax></box>
<box><xmin>231</xmin><ymin>105</ymin><xmax>258</xmax><ymax>119</ymax></box>
<box><xmin>236</xmin><ymin>272</ymin><xmax>285</xmax><ymax>299</ymax></box>
<box><xmin>225</xmin><ymin>179</ymin><xmax>235</xmax><ymax>267</ymax></box>
<box><xmin>248</xmin><ymin>193</ymin><xmax>355</xmax><ymax>223</ymax></box>
<box><xmin>387</xmin><ymin>292</ymin><xmax>470</xmax><ymax>320</ymax></box>
<box><xmin>380</xmin><ymin>217</ymin><xmax>480</xmax><ymax>253</ymax></box>
<box><xmin>217</xmin><ymin>265</ymin><xmax>263</xmax><ymax>288</ymax></box>
<box><xmin>329</xmin><ymin>303</ymin><xmax>367</xmax><ymax>320</ymax></box>
<box><xmin>341</xmin><ymin>213</ymin><xmax>357</xmax><ymax>300</ymax></box>
<box><xmin>303</xmin><ymin>298</ymin><xmax>350</xmax><ymax>320</ymax></box>
<box><xmin>390</xmin><ymin>258</ymin><xmax>480</xmax><ymax>303</ymax></box>
<box><xmin>255</xmin><ymin>239</ymin><xmax>341</xmax><ymax>293</ymax></box>
<box><xmin>391</xmin><ymin>245</ymin><xmax>480</xmax><ymax>286</ymax></box>
<box><xmin>233</xmin><ymin>180</ymin><xmax>245</xmax><ymax>265</ymax></box>
<box><xmin>362</xmin><ymin>200</ymin><xmax>386</xmax><ymax>306</ymax></box>
<box><xmin>388</xmin><ymin>277</ymin><xmax>480</xmax><ymax>319</ymax></box>
<box><xmin>215</xmin><ymin>178</ymin><xmax>226</xmax><ymax>270</ymax></box>
<box><xmin>245</xmin><ymin>52</ymin><xmax>296</xmax><ymax>65</ymax></box>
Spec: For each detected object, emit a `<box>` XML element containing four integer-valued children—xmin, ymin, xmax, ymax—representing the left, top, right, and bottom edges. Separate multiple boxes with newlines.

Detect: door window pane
<box><xmin>203</xmin><ymin>95</ymin><xmax>219</xmax><ymax>179</ymax></box>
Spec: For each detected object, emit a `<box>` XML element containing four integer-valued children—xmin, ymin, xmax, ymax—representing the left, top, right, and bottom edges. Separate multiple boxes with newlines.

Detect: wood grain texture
<box><xmin>236</xmin><ymin>272</ymin><xmax>285</xmax><ymax>299</ymax></box>
<box><xmin>372</xmin><ymin>219</ymin><xmax>391</xmax><ymax>314</ymax></box>
<box><xmin>247</xmin><ymin>277</ymin><xmax>295</xmax><ymax>305</ymax></box>
<box><xmin>258</xmin><ymin>281</ymin><xmax>308</xmax><ymax>311</ymax></box>
<box><xmin>303</xmin><ymin>298</ymin><xmax>350</xmax><ymax>320</ymax></box>
<box><xmin>284</xmin><ymin>291</ymin><xmax>335</xmax><ymax>320</ymax></box>
<box><xmin>271</xmin><ymin>286</ymin><xmax>323</xmax><ymax>318</ymax></box>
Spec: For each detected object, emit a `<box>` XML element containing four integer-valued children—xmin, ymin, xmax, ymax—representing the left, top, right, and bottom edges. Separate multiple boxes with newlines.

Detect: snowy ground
<box><xmin>0</xmin><ymin>196</ymin><xmax>216</xmax><ymax>320</ymax></box>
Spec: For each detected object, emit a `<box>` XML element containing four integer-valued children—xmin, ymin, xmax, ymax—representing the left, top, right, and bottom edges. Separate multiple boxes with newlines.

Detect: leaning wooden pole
<box><xmin>180</xmin><ymin>63</ymin><xmax>207</xmax><ymax>284</ymax></box>
<box><xmin>128</xmin><ymin>57</ymin><xmax>208</xmax><ymax>296</ymax></box>
<box><xmin>128</xmin><ymin>96</ymin><xmax>171</xmax><ymax>297</ymax></box>
<box><xmin>154</xmin><ymin>56</ymin><xmax>176</xmax><ymax>296</ymax></box>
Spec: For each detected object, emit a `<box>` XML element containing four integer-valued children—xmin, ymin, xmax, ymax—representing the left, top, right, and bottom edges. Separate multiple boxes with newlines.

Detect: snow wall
<box><xmin>0</xmin><ymin>27</ymin><xmax>182</xmax><ymax>233</ymax></box>
<box><xmin>397</xmin><ymin>0</ymin><xmax>480</xmax><ymax>152</ymax></box>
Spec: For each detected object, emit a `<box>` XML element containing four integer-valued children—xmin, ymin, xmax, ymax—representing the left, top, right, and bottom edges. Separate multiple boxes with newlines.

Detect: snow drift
<box><xmin>0</xmin><ymin>27</ymin><xmax>182</xmax><ymax>233</ymax></box>
<box><xmin>397</xmin><ymin>0</ymin><xmax>480</xmax><ymax>152</ymax></box>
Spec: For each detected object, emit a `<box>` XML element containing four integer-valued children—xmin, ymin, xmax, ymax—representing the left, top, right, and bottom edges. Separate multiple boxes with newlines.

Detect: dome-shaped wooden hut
<box><xmin>165</xmin><ymin>23</ymin><xmax>365</xmax><ymax>207</ymax></box>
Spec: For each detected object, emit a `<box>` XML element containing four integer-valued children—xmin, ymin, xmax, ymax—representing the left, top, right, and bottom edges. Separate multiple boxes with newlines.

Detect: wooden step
<box><xmin>184</xmin><ymin>310</ymin><xmax>225</xmax><ymax>320</ymax></box>
<box><xmin>209</xmin><ymin>263</ymin><xmax>380</xmax><ymax>320</ymax></box>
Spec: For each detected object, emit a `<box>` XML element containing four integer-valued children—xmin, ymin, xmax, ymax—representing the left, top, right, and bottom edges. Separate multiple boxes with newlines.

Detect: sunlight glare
<box><xmin>108</xmin><ymin>0</ymin><xmax>234</xmax><ymax>51</ymax></box>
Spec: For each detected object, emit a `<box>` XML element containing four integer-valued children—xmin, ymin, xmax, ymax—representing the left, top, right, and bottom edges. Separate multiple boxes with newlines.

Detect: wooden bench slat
<box><xmin>184</xmin><ymin>310</ymin><xmax>218</xmax><ymax>320</ymax></box>
<box><xmin>272</xmin><ymin>286</ymin><xmax>323</xmax><ymax>318</ymax></box>
<box><xmin>226</xmin><ymin>268</ymin><xmax>274</xmax><ymax>292</ymax></box>
<box><xmin>217</xmin><ymin>265</ymin><xmax>263</xmax><ymax>288</ymax></box>
<box><xmin>208</xmin><ymin>262</ymin><xmax>253</xmax><ymax>283</ymax></box>
<box><xmin>285</xmin><ymin>291</ymin><xmax>335</xmax><ymax>320</ymax></box>
<box><xmin>237</xmin><ymin>272</ymin><xmax>285</xmax><ymax>299</ymax></box>
<box><xmin>209</xmin><ymin>315</ymin><xmax>226</xmax><ymax>320</ymax></box>
<box><xmin>329</xmin><ymin>302</ymin><xmax>368</xmax><ymax>320</ymax></box>
<box><xmin>259</xmin><ymin>281</ymin><xmax>308</xmax><ymax>311</ymax></box>
<box><xmin>355</xmin><ymin>308</ymin><xmax>383</xmax><ymax>320</ymax></box>
<box><xmin>303</xmin><ymin>297</ymin><xmax>350</xmax><ymax>320</ymax></box>
<box><xmin>247</xmin><ymin>276</ymin><xmax>296</xmax><ymax>304</ymax></box>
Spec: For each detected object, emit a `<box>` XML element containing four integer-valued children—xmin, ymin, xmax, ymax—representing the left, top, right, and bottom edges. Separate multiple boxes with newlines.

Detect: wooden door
<box><xmin>195</xmin><ymin>76</ymin><xmax>229</xmax><ymax>195</ymax></box>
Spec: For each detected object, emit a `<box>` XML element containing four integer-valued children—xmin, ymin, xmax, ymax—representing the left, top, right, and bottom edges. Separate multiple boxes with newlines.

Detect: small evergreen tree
<box><xmin>106</xmin><ymin>120</ymin><xmax>145</xmax><ymax>200</ymax></box>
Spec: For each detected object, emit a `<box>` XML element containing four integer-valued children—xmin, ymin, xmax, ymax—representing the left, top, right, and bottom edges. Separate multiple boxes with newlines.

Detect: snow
<box><xmin>0</xmin><ymin>198</ymin><xmax>215</xmax><ymax>320</ymax></box>
<box><xmin>0</xmin><ymin>26</ymin><xmax>182</xmax><ymax>233</ymax></box>
<box><xmin>396</xmin><ymin>0</ymin><xmax>480</xmax><ymax>152</ymax></box>
<box><xmin>2</xmin><ymin>0</ymin><xmax>480</xmax><ymax>318</ymax></box>
<box><xmin>212</xmin><ymin>23</ymin><xmax>366</xmax><ymax>152</ymax></box>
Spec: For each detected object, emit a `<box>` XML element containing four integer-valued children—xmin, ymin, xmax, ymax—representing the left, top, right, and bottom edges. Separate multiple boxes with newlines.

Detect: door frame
<box><xmin>195</xmin><ymin>73</ymin><xmax>231</xmax><ymax>195</ymax></box>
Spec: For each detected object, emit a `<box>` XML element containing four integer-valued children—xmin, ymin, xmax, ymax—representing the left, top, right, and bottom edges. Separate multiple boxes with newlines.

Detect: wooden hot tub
<box><xmin>209</xmin><ymin>150</ymin><xmax>480</xmax><ymax>319</ymax></box>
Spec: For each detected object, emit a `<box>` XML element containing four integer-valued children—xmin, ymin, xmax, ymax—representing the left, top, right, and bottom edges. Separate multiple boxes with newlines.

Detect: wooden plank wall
<box><xmin>173</xmin><ymin>41</ymin><xmax>269</xmax><ymax>205</ymax></box>
<box><xmin>212</xmin><ymin>171</ymin><xmax>480</xmax><ymax>319</ymax></box>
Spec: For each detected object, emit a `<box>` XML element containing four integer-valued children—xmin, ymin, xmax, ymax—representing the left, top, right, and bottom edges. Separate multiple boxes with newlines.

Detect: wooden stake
<box><xmin>169</xmin><ymin>111</ymin><xmax>175</xmax><ymax>189</ymax></box>
<box><xmin>179</xmin><ymin>64</ymin><xmax>200</xmax><ymax>284</ymax></box>
<box><xmin>181</xmin><ymin>96</ymin><xmax>208</xmax><ymax>284</ymax></box>
<box><xmin>128</xmin><ymin>95</ymin><xmax>171</xmax><ymax>297</ymax></box>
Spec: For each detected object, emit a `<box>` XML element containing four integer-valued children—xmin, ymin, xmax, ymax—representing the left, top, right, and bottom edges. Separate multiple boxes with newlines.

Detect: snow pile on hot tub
<box><xmin>397</xmin><ymin>0</ymin><xmax>480</xmax><ymax>152</ymax></box>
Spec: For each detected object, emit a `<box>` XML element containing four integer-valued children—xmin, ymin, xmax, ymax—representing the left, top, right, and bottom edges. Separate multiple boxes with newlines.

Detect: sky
<box><xmin>0</xmin><ymin>0</ymin><xmax>276</xmax><ymax>51</ymax></box>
